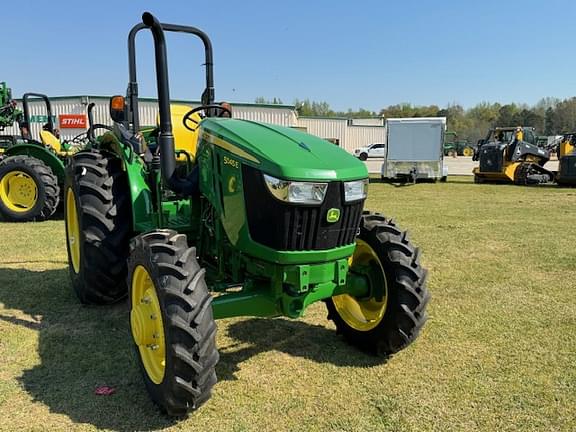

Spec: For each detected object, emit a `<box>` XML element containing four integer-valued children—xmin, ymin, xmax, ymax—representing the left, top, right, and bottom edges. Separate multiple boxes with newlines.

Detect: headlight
<box><xmin>344</xmin><ymin>179</ymin><xmax>368</xmax><ymax>202</ymax></box>
<box><xmin>264</xmin><ymin>174</ymin><xmax>328</xmax><ymax>204</ymax></box>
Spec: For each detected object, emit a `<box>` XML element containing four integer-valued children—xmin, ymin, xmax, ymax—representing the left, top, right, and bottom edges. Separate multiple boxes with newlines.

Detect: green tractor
<box><xmin>0</xmin><ymin>93</ymin><xmax>65</xmax><ymax>221</ymax></box>
<box><xmin>0</xmin><ymin>82</ymin><xmax>23</xmax><ymax>153</ymax></box>
<box><xmin>443</xmin><ymin>131</ymin><xmax>474</xmax><ymax>157</ymax></box>
<box><xmin>64</xmin><ymin>13</ymin><xmax>430</xmax><ymax>416</ymax></box>
<box><xmin>0</xmin><ymin>93</ymin><xmax>100</xmax><ymax>221</ymax></box>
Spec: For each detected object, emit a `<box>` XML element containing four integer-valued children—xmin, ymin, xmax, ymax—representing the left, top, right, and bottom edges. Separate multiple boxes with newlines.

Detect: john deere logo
<box><xmin>327</xmin><ymin>208</ymin><xmax>340</xmax><ymax>223</ymax></box>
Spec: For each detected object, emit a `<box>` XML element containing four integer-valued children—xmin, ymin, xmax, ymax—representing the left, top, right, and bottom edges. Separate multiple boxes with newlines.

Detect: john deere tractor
<box><xmin>64</xmin><ymin>13</ymin><xmax>430</xmax><ymax>416</ymax></box>
<box><xmin>0</xmin><ymin>82</ymin><xmax>22</xmax><ymax>153</ymax></box>
<box><xmin>556</xmin><ymin>133</ymin><xmax>576</xmax><ymax>185</ymax></box>
<box><xmin>0</xmin><ymin>93</ymin><xmax>99</xmax><ymax>221</ymax></box>
<box><xmin>473</xmin><ymin>126</ymin><xmax>554</xmax><ymax>184</ymax></box>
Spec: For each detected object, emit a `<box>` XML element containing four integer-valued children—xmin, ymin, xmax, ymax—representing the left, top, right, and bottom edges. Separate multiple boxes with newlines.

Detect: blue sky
<box><xmin>3</xmin><ymin>0</ymin><xmax>576</xmax><ymax>111</ymax></box>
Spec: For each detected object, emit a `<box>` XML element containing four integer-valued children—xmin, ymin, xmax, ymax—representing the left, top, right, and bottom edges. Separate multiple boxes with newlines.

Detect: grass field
<box><xmin>0</xmin><ymin>177</ymin><xmax>575</xmax><ymax>432</ymax></box>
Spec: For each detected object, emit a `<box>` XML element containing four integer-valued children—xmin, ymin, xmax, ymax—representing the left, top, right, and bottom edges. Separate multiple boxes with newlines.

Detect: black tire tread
<box><xmin>0</xmin><ymin>155</ymin><xmax>59</xmax><ymax>221</ymax></box>
<box><xmin>128</xmin><ymin>229</ymin><xmax>218</xmax><ymax>417</ymax></box>
<box><xmin>326</xmin><ymin>211</ymin><xmax>430</xmax><ymax>356</ymax></box>
<box><xmin>66</xmin><ymin>149</ymin><xmax>131</xmax><ymax>304</ymax></box>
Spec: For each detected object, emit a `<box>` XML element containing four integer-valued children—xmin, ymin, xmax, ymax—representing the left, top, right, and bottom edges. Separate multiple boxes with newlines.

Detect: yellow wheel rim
<box><xmin>463</xmin><ymin>147</ymin><xmax>474</xmax><ymax>157</ymax></box>
<box><xmin>66</xmin><ymin>188</ymin><xmax>81</xmax><ymax>273</ymax></box>
<box><xmin>0</xmin><ymin>170</ymin><xmax>38</xmax><ymax>212</ymax></box>
<box><xmin>131</xmin><ymin>265</ymin><xmax>166</xmax><ymax>384</ymax></box>
<box><xmin>332</xmin><ymin>239</ymin><xmax>388</xmax><ymax>331</ymax></box>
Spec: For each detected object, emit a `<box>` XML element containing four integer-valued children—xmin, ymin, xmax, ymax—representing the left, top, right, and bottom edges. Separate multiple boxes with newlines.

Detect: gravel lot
<box><xmin>364</xmin><ymin>157</ymin><xmax>559</xmax><ymax>176</ymax></box>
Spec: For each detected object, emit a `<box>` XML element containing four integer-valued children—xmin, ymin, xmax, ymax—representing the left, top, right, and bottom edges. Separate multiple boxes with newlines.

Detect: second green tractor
<box><xmin>64</xmin><ymin>12</ymin><xmax>430</xmax><ymax>416</ymax></box>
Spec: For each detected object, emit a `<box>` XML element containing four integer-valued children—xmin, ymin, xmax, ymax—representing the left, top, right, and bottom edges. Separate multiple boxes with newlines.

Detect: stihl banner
<box><xmin>59</xmin><ymin>114</ymin><xmax>87</xmax><ymax>129</ymax></box>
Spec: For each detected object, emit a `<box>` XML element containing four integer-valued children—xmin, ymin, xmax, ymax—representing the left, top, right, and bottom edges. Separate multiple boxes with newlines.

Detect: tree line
<box><xmin>256</xmin><ymin>96</ymin><xmax>576</xmax><ymax>143</ymax></box>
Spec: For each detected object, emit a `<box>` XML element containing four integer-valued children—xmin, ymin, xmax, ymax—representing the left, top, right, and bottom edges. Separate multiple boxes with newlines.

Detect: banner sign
<box><xmin>59</xmin><ymin>114</ymin><xmax>87</xmax><ymax>129</ymax></box>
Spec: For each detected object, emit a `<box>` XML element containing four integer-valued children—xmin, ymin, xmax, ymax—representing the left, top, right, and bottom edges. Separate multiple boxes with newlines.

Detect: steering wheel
<box><xmin>182</xmin><ymin>105</ymin><xmax>232</xmax><ymax>132</ymax></box>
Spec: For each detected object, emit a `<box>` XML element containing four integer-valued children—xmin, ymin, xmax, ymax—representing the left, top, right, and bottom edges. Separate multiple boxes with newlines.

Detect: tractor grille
<box><xmin>479</xmin><ymin>145</ymin><xmax>504</xmax><ymax>173</ymax></box>
<box><xmin>242</xmin><ymin>165</ymin><xmax>364</xmax><ymax>251</ymax></box>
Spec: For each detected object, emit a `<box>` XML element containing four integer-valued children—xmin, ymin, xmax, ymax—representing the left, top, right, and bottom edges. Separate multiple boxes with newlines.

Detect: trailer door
<box><xmin>387</xmin><ymin>121</ymin><xmax>443</xmax><ymax>161</ymax></box>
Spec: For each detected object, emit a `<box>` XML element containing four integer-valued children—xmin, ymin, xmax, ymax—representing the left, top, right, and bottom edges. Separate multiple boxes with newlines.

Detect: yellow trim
<box><xmin>559</xmin><ymin>140</ymin><xmax>575</xmax><ymax>158</ymax></box>
<box><xmin>474</xmin><ymin>162</ymin><xmax>520</xmax><ymax>182</ymax></box>
<box><xmin>66</xmin><ymin>188</ymin><xmax>81</xmax><ymax>273</ymax></box>
<box><xmin>202</xmin><ymin>131</ymin><xmax>260</xmax><ymax>164</ymax></box>
<box><xmin>504</xmin><ymin>162</ymin><xmax>520</xmax><ymax>181</ymax></box>
<box><xmin>158</xmin><ymin>104</ymin><xmax>201</xmax><ymax>161</ymax></box>
<box><xmin>462</xmin><ymin>147</ymin><xmax>474</xmax><ymax>157</ymax></box>
<box><xmin>332</xmin><ymin>239</ymin><xmax>388</xmax><ymax>332</ymax></box>
<box><xmin>39</xmin><ymin>130</ymin><xmax>63</xmax><ymax>153</ymax></box>
<box><xmin>131</xmin><ymin>265</ymin><xmax>166</xmax><ymax>384</ymax></box>
<box><xmin>0</xmin><ymin>170</ymin><xmax>38</xmax><ymax>212</ymax></box>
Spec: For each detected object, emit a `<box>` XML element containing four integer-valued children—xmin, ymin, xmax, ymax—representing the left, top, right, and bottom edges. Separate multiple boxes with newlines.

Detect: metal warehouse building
<box><xmin>297</xmin><ymin>117</ymin><xmax>386</xmax><ymax>153</ymax></box>
<box><xmin>4</xmin><ymin>95</ymin><xmax>384</xmax><ymax>154</ymax></box>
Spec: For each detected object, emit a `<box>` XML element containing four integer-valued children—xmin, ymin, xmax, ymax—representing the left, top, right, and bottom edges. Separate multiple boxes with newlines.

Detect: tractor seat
<box><xmin>39</xmin><ymin>130</ymin><xmax>65</xmax><ymax>154</ymax></box>
<box><xmin>157</xmin><ymin>104</ymin><xmax>202</xmax><ymax>162</ymax></box>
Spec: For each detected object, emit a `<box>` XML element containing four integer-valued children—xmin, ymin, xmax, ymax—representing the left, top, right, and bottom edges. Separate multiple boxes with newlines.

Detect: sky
<box><xmin>3</xmin><ymin>0</ymin><xmax>576</xmax><ymax>112</ymax></box>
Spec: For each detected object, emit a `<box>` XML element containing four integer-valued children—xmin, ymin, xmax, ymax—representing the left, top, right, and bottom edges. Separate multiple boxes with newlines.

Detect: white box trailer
<box><xmin>381</xmin><ymin>117</ymin><xmax>447</xmax><ymax>181</ymax></box>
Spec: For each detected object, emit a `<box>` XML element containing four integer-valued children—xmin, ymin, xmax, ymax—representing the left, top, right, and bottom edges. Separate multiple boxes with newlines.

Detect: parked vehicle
<box><xmin>381</xmin><ymin>117</ymin><xmax>447</xmax><ymax>182</ymax></box>
<box><xmin>64</xmin><ymin>12</ymin><xmax>430</xmax><ymax>416</ymax></box>
<box><xmin>354</xmin><ymin>143</ymin><xmax>385</xmax><ymax>160</ymax></box>
<box><xmin>472</xmin><ymin>126</ymin><xmax>554</xmax><ymax>184</ymax></box>
<box><xmin>443</xmin><ymin>131</ymin><xmax>474</xmax><ymax>157</ymax></box>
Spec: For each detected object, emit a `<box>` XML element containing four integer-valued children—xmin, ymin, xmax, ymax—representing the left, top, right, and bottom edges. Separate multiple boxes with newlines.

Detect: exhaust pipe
<box><xmin>141</xmin><ymin>12</ymin><xmax>194</xmax><ymax>194</ymax></box>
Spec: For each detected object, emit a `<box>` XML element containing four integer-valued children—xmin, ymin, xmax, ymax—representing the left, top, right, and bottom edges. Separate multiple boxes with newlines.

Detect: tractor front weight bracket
<box><xmin>210</xmin><ymin>257</ymin><xmax>371</xmax><ymax>321</ymax></box>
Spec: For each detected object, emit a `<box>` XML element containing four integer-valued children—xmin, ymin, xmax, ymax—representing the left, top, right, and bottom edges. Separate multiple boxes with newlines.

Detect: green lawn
<box><xmin>0</xmin><ymin>177</ymin><xmax>575</xmax><ymax>431</ymax></box>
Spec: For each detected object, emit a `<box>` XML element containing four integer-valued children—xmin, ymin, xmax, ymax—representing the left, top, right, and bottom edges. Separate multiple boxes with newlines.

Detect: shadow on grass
<box><xmin>0</xmin><ymin>267</ymin><xmax>383</xmax><ymax>431</ymax></box>
<box><xmin>217</xmin><ymin>318</ymin><xmax>383</xmax><ymax>381</ymax></box>
<box><xmin>0</xmin><ymin>267</ymin><xmax>176</xmax><ymax>431</ymax></box>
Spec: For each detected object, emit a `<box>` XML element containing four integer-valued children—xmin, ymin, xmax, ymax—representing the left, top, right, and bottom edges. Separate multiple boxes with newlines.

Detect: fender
<box><xmin>3</xmin><ymin>143</ymin><xmax>66</xmax><ymax>183</ymax></box>
<box><xmin>97</xmin><ymin>132</ymin><xmax>154</xmax><ymax>232</ymax></box>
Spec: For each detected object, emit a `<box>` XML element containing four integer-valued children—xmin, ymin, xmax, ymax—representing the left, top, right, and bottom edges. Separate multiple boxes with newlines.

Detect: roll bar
<box><xmin>21</xmin><ymin>93</ymin><xmax>54</xmax><ymax>140</ymax></box>
<box><xmin>127</xmin><ymin>15</ymin><xmax>215</xmax><ymax>133</ymax></box>
<box><xmin>126</xmin><ymin>12</ymin><xmax>216</xmax><ymax>194</ymax></box>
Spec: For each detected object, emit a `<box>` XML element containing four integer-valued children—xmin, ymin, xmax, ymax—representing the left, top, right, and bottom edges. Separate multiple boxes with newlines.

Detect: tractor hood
<box><xmin>201</xmin><ymin>118</ymin><xmax>368</xmax><ymax>181</ymax></box>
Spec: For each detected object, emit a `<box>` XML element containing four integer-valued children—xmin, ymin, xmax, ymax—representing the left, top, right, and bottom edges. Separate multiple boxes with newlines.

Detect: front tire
<box><xmin>327</xmin><ymin>212</ymin><xmax>430</xmax><ymax>356</ymax></box>
<box><xmin>359</xmin><ymin>152</ymin><xmax>368</xmax><ymax>161</ymax></box>
<box><xmin>0</xmin><ymin>155</ymin><xmax>59</xmax><ymax>222</ymax></box>
<box><xmin>128</xmin><ymin>230</ymin><xmax>219</xmax><ymax>417</ymax></box>
<box><xmin>65</xmin><ymin>150</ymin><xmax>131</xmax><ymax>304</ymax></box>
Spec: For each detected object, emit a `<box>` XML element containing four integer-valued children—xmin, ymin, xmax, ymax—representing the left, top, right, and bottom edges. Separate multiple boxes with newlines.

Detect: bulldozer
<box><xmin>472</xmin><ymin>126</ymin><xmax>554</xmax><ymax>184</ymax></box>
<box><xmin>556</xmin><ymin>133</ymin><xmax>576</xmax><ymax>185</ymax></box>
<box><xmin>64</xmin><ymin>13</ymin><xmax>430</xmax><ymax>416</ymax></box>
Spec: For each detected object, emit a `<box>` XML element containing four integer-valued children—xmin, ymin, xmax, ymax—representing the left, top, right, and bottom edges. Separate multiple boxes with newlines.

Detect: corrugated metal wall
<box><xmin>2</xmin><ymin>96</ymin><xmax>382</xmax><ymax>153</ymax></box>
<box><xmin>298</xmin><ymin>117</ymin><xmax>348</xmax><ymax>148</ymax></box>
<box><xmin>297</xmin><ymin>117</ymin><xmax>385</xmax><ymax>152</ymax></box>
<box><xmin>350</xmin><ymin>118</ymin><xmax>384</xmax><ymax>126</ymax></box>
<box><xmin>3</xmin><ymin>98</ymin><xmax>93</xmax><ymax>141</ymax></box>
<box><xmin>2</xmin><ymin>96</ymin><xmax>298</xmax><ymax>140</ymax></box>
<box><xmin>346</xmin><ymin>126</ymin><xmax>386</xmax><ymax>151</ymax></box>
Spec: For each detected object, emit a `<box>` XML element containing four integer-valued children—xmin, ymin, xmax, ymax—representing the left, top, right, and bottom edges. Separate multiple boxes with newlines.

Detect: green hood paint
<box><xmin>202</xmin><ymin>118</ymin><xmax>368</xmax><ymax>181</ymax></box>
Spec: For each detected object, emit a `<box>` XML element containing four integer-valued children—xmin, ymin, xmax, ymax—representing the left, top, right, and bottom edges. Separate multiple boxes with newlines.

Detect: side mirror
<box><xmin>109</xmin><ymin>95</ymin><xmax>126</xmax><ymax>123</ymax></box>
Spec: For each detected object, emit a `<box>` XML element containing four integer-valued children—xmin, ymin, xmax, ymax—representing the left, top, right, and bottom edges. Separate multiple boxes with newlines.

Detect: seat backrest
<box><xmin>39</xmin><ymin>130</ymin><xmax>62</xmax><ymax>153</ymax></box>
<box><xmin>157</xmin><ymin>104</ymin><xmax>202</xmax><ymax>160</ymax></box>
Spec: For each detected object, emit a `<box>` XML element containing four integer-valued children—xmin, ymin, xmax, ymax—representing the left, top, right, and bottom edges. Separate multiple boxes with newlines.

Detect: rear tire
<box><xmin>326</xmin><ymin>212</ymin><xmax>430</xmax><ymax>356</ymax></box>
<box><xmin>128</xmin><ymin>230</ymin><xmax>219</xmax><ymax>417</ymax></box>
<box><xmin>0</xmin><ymin>155</ymin><xmax>59</xmax><ymax>222</ymax></box>
<box><xmin>65</xmin><ymin>150</ymin><xmax>131</xmax><ymax>304</ymax></box>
